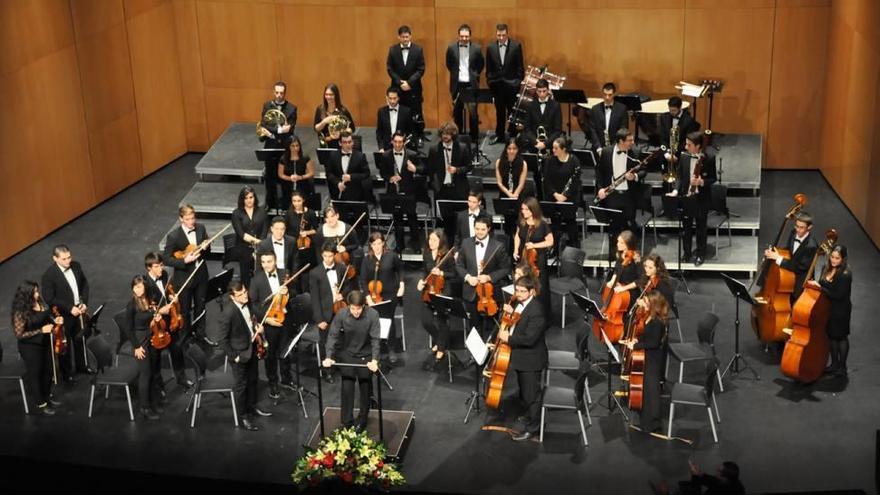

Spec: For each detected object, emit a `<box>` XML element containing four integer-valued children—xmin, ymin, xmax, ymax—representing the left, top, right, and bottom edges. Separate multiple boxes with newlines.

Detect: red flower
<box><xmin>309</xmin><ymin>457</ymin><xmax>321</xmax><ymax>468</ymax></box>
<box><xmin>322</xmin><ymin>453</ymin><xmax>335</xmax><ymax>468</ymax></box>
<box><xmin>377</xmin><ymin>460</ymin><xmax>384</xmax><ymax>469</ymax></box>
<box><xmin>340</xmin><ymin>471</ymin><xmax>353</xmax><ymax>483</ymax></box>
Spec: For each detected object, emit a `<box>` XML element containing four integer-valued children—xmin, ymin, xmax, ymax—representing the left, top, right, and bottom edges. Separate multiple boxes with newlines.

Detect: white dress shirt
<box><xmin>389</xmin><ymin>105</ymin><xmax>399</xmax><ymax>134</ymax></box>
<box><xmin>401</xmin><ymin>44</ymin><xmax>410</xmax><ymax>65</ymax></box>
<box><xmin>271</xmin><ymin>238</ymin><xmax>286</xmax><ymax>269</ymax></box>
<box><xmin>443</xmin><ymin>145</ymin><xmax>453</xmax><ymax>184</ymax></box>
<box><xmin>509</xmin><ymin>296</ymin><xmax>532</xmax><ymax>335</ymax></box>
<box><xmin>612</xmin><ymin>145</ymin><xmax>628</xmax><ymax>192</ymax></box>
<box><xmin>237</xmin><ymin>303</ymin><xmax>254</xmax><ymax>336</ymax></box>
<box><xmin>458</xmin><ymin>45</ymin><xmax>470</xmax><ymax>83</ymax></box>
<box><xmin>59</xmin><ymin>264</ymin><xmax>81</xmax><ymax>305</ymax></box>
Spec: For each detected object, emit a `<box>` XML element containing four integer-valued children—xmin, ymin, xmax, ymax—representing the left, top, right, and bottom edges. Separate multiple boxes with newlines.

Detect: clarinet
<box><xmin>561</xmin><ymin>158</ymin><xmax>581</xmax><ymax>200</ymax></box>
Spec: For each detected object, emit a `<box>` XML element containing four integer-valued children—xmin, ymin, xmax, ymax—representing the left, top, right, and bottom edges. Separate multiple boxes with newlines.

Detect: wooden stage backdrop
<box><xmin>1</xmin><ymin>0</ymin><xmax>878</xmax><ymax>262</ymax></box>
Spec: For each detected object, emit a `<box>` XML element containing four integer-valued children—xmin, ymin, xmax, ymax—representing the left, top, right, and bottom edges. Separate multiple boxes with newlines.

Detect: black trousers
<box><xmin>465</xmin><ymin>300</ymin><xmax>497</xmax><ymax>341</ymax></box>
<box><xmin>517</xmin><ymin>369</ymin><xmax>543</xmax><ymax>434</ymax></box>
<box><xmin>135</xmin><ymin>342</ymin><xmax>161</xmax><ymax>410</ymax></box>
<box><xmin>231</xmin><ymin>353</ymin><xmax>259</xmax><ymax>417</ymax></box>
<box><xmin>399</xmin><ymin>90</ymin><xmax>424</xmax><ymax>136</ymax></box>
<box><xmin>452</xmin><ymin>82</ymin><xmax>479</xmax><ymax>140</ymax></box>
<box><xmin>178</xmin><ymin>279</ymin><xmax>207</xmax><ymax>339</ymax></box>
<box><xmin>264</xmin><ymin>158</ymin><xmax>281</xmax><ymax>211</ymax></box>
<box><xmin>639</xmin><ymin>371</ymin><xmax>662</xmax><ymax>432</ymax></box>
<box><xmin>235</xmin><ymin>244</ymin><xmax>256</xmax><ymax>287</ymax></box>
<box><xmin>421</xmin><ymin>304</ymin><xmax>451</xmax><ymax>352</ymax></box>
<box><xmin>61</xmin><ymin>317</ymin><xmax>87</xmax><ymax>376</ymax></box>
<box><xmin>338</xmin><ymin>354</ymin><xmax>372</xmax><ymax>427</ymax></box>
<box><xmin>490</xmin><ymin>82</ymin><xmax>517</xmax><ymax>139</ymax></box>
<box><xmin>18</xmin><ymin>341</ymin><xmax>51</xmax><ymax>405</ymax></box>
<box><xmin>264</xmin><ymin>324</ymin><xmax>293</xmax><ymax>385</ymax></box>
<box><xmin>681</xmin><ymin>201</ymin><xmax>709</xmax><ymax>257</ymax></box>
<box><xmin>604</xmin><ymin>191</ymin><xmax>637</xmax><ymax>260</ymax></box>
<box><xmin>392</xmin><ymin>209</ymin><xmax>421</xmax><ymax>252</ymax></box>
<box><xmin>163</xmin><ymin>329</ymin><xmax>188</xmax><ymax>385</ymax></box>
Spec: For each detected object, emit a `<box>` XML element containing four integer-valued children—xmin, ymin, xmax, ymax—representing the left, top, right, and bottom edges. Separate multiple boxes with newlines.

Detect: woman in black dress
<box><xmin>124</xmin><ymin>275</ymin><xmax>164</xmax><ymax>420</ymax></box>
<box><xmin>513</xmin><ymin>197</ymin><xmax>553</xmax><ymax>316</ymax></box>
<box><xmin>417</xmin><ymin>229</ymin><xmax>457</xmax><ymax>368</ymax></box>
<box><xmin>542</xmin><ymin>137</ymin><xmax>582</xmax><ymax>248</ymax></box>
<box><xmin>277</xmin><ymin>135</ymin><xmax>315</xmax><ymax>209</ymax></box>
<box><xmin>313</xmin><ymin>83</ymin><xmax>356</xmax><ymax>149</ymax></box>
<box><xmin>285</xmin><ymin>191</ymin><xmax>319</xmax><ymax>289</ymax></box>
<box><xmin>360</xmin><ymin>232</ymin><xmax>404</xmax><ymax>364</ymax></box>
<box><xmin>313</xmin><ymin>204</ymin><xmax>361</xmax><ymax>270</ymax></box>
<box><xmin>494</xmin><ymin>139</ymin><xmax>530</xmax><ymax>240</ymax></box>
<box><xmin>806</xmin><ymin>244</ymin><xmax>852</xmax><ymax>377</ymax></box>
<box><xmin>231</xmin><ymin>185</ymin><xmax>268</xmax><ymax>286</ymax></box>
<box><xmin>607</xmin><ymin>230</ymin><xmax>642</xmax><ymax>306</ymax></box>
<box><xmin>11</xmin><ymin>281</ymin><xmax>63</xmax><ymax>415</ymax></box>
<box><xmin>625</xmin><ymin>290</ymin><xmax>668</xmax><ymax>433</ymax></box>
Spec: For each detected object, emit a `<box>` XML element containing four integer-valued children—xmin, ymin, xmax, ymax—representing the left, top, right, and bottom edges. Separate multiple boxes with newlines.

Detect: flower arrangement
<box><xmin>292</xmin><ymin>427</ymin><xmax>405</xmax><ymax>491</ymax></box>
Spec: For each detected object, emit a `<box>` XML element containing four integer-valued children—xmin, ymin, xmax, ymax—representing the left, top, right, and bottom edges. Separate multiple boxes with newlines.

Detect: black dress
<box><xmin>314</xmin><ymin>105</ymin><xmax>356</xmax><ymax>149</ymax></box>
<box><xmin>819</xmin><ymin>270</ymin><xmax>852</xmax><ymax>339</ymax></box>
<box><xmin>612</xmin><ymin>257</ymin><xmax>642</xmax><ymax>309</ymax></box>
<box><xmin>279</xmin><ymin>153</ymin><xmax>315</xmax><ymax>208</ymax></box>
<box><xmin>634</xmin><ymin>318</ymin><xmax>666</xmax><ymax>432</ymax></box>
<box><xmin>231</xmin><ymin>206</ymin><xmax>269</xmax><ymax>286</ymax></box>
<box><xmin>13</xmin><ymin>307</ymin><xmax>52</xmax><ymax>405</ymax></box>
<box><xmin>497</xmin><ymin>156</ymin><xmax>529</xmax><ymax>196</ymax></box>
<box><xmin>360</xmin><ymin>251</ymin><xmax>403</xmax><ymax>349</ymax></box>
<box><xmin>124</xmin><ymin>300</ymin><xmax>161</xmax><ymax>410</ymax></box>
<box><xmin>285</xmin><ymin>208</ymin><xmax>319</xmax><ymax>278</ymax></box>
<box><xmin>420</xmin><ymin>249</ymin><xmax>457</xmax><ymax>352</ymax></box>
<box><xmin>517</xmin><ymin>221</ymin><xmax>552</xmax><ymax>315</ymax></box>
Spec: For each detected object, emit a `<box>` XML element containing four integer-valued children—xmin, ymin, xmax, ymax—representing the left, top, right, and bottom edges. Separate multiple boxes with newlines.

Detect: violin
<box><xmin>422</xmin><ymin>248</ymin><xmax>455</xmax><ymax>303</ymax></box>
<box><xmin>368</xmin><ymin>256</ymin><xmax>383</xmax><ymax>304</ymax></box>
<box><xmin>296</xmin><ymin>210</ymin><xmax>311</xmax><ymax>250</ymax></box>
<box><xmin>149</xmin><ymin>304</ymin><xmax>172</xmax><ymax>350</ymax></box>
<box><xmin>523</xmin><ymin>226</ymin><xmax>540</xmax><ymax>278</ymax></box>
<box><xmin>173</xmin><ymin>224</ymin><xmax>231</xmax><ymax>260</ymax></box>
<box><xmin>333</xmin><ymin>212</ymin><xmax>366</xmax><ymax>280</ymax></box>
<box><xmin>485</xmin><ymin>294</ymin><xmax>519</xmax><ymax>409</ymax></box>
<box><xmin>251</xmin><ymin>315</ymin><xmax>268</xmax><ymax>360</ymax></box>
<box><xmin>332</xmin><ymin>266</ymin><xmax>350</xmax><ymax>314</ymax></box>
<box><xmin>50</xmin><ymin>306</ymin><xmax>67</xmax><ymax>355</ymax></box>
<box><xmin>475</xmin><ymin>243</ymin><xmax>502</xmax><ymax>317</ymax></box>
<box><xmin>262</xmin><ymin>264</ymin><xmax>310</xmax><ymax>326</ymax></box>
<box><xmin>165</xmin><ymin>281</ymin><xmax>184</xmax><ymax>332</ymax></box>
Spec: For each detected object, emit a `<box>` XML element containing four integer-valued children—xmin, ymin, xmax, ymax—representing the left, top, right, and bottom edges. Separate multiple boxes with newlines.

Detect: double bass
<box><xmin>751</xmin><ymin>194</ymin><xmax>808</xmax><ymax>343</ymax></box>
<box><xmin>592</xmin><ymin>250</ymin><xmax>636</xmax><ymax>344</ymax></box>
<box><xmin>484</xmin><ymin>294</ymin><xmax>519</xmax><ymax>409</ymax></box>
<box><xmin>780</xmin><ymin>229</ymin><xmax>837</xmax><ymax>383</ymax></box>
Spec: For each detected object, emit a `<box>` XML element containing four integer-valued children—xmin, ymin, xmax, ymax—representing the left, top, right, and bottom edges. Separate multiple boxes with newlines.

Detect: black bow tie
<box><xmin>389</xmin><ymin>108</ymin><xmax>397</xmax><ymax>112</ymax></box>
<box><xmin>394</xmin><ymin>152</ymin><xmax>403</xmax><ymax>156</ymax></box>
<box><xmin>444</xmin><ymin>146</ymin><xmax>452</xmax><ymax>152</ymax></box>
<box><xmin>187</xmin><ymin>229</ymin><xmax>196</xmax><ymax>235</ymax></box>
<box><xmin>605</xmin><ymin>106</ymin><xmax>613</xmax><ymax>110</ymax></box>
<box><xmin>459</xmin><ymin>44</ymin><xmax>468</xmax><ymax>48</ymax></box>
<box><xmin>239</xmin><ymin>304</ymin><xmax>248</xmax><ymax>311</ymax></box>
<box><xmin>469</xmin><ymin>213</ymin><xmax>476</xmax><ymax>218</ymax></box>
<box><xmin>325</xmin><ymin>267</ymin><xmax>335</xmax><ymax>272</ymax></box>
<box><xmin>616</xmin><ymin>150</ymin><xmax>625</xmax><ymax>155</ymax></box>
<box><xmin>475</xmin><ymin>241</ymin><xmax>483</xmax><ymax>248</ymax></box>
<box><xmin>499</xmin><ymin>43</ymin><xmax>507</xmax><ymax>48</ymax></box>
<box><xmin>401</xmin><ymin>45</ymin><xmax>409</xmax><ymax>50</ymax></box>
<box><xmin>341</xmin><ymin>153</ymin><xmax>351</xmax><ymax>157</ymax></box>
<box><xmin>268</xmin><ymin>272</ymin><xmax>277</xmax><ymax>278</ymax></box>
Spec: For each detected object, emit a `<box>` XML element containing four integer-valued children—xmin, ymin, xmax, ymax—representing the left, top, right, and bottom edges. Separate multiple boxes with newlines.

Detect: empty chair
<box><xmin>540</xmin><ymin>371</ymin><xmax>592</xmax><ymax>445</ymax></box>
<box><xmin>0</xmin><ymin>358</ymin><xmax>29</xmax><ymax>414</ymax></box>
<box><xmin>86</xmin><ymin>335</ymin><xmax>139</xmax><ymax>421</ymax></box>
<box><xmin>667</xmin><ymin>361</ymin><xmax>722</xmax><ymax>443</ymax></box>
<box><xmin>544</xmin><ymin>351</ymin><xmax>591</xmax><ymax>406</ymax></box>
<box><xmin>667</xmin><ymin>312</ymin><xmax>724</xmax><ymax>392</ymax></box>
<box><xmin>185</xmin><ymin>342</ymin><xmax>238</xmax><ymax>428</ymax></box>
<box><xmin>707</xmin><ymin>183</ymin><xmax>732</xmax><ymax>258</ymax></box>
<box><xmin>548</xmin><ymin>246</ymin><xmax>589</xmax><ymax>328</ymax></box>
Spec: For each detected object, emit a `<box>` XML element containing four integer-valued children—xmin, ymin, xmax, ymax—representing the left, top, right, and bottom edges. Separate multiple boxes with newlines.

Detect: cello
<box><xmin>333</xmin><ymin>212</ymin><xmax>366</xmax><ymax>281</ymax></box>
<box><xmin>619</xmin><ymin>285</ymin><xmax>651</xmax><ymax>411</ymax></box>
<box><xmin>421</xmin><ymin>247</ymin><xmax>455</xmax><ymax>303</ymax></box>
<box><xmin>484</xmin><ymin>294</ymin><xmax>519</xmax><ymax>409</ymax></box>
<box><xmin>592</xmin><ymin>250</ymin><xmax>636</xmax><ymax>344</ymax></box>
<box><xmin>751</xmin><ymin>193</ymin><xmax>808</xmax><ymax>343</ymax></box>
<box><xmin>780</xmin><ymin>229</ymin><xmax>837</xmax><ymax>383</ymax></box>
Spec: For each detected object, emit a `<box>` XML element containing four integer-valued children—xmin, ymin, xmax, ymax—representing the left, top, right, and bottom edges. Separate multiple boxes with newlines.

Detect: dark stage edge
<box><xmin>307</xmin><ymin>407</ymin><xmax>415</xmax><ymax>460</ymax></box>
<box><xmin>0</xmin><ymin>155</ymin><xmax>877</xmax><ymax>494</ymax></box>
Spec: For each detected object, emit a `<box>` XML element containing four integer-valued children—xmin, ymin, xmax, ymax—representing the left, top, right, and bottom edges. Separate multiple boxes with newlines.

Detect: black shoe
<box><xmin>63</xmin><ymin>375</ymin><xmax>77</xmax><ymax>384</ymax></box>
<box><xmin>388</xmin><ymin>353</ymin><xmax>399</xmax><ymax>365</ymax></box>
<box><xmin>140</xmin><ymin>408</ymin><xmax>159</xmax><ymax>420</ymax></box>
<box><xmin>511</xmin><ymin>431</ymin><xmax>534</xmax><ymax>442</ymax></box>
<box><xmin>241</xmin><ymin>418</ymin><xmax>260</xmax><ymax>431</ymax></box>
<box><xmin>693</xmin><ymin>256</ymin><xmax>704</xmax><ymax>267</ymax></box>
<box><xmin>36</xmin><ymin>403</ymin><xmax>56</xmax><ymax>416</ymax></box>
<box><xmin>682</xmin><ymin>253</ymin><xmax>692</xmax><ymax>263</ymax></box>
<box><xmin>834</xmin><ymin>366</ymin><xmax>848</xmax><ymax>377</ymax></box>
<box><xmin>323</xmin><ymin>373</ymin><xmax>335</xmax><ymax>384</ymax></box>
<box><xmin>158</xmin><ymin>388</ymin><xmax>167</xmax><ymax>400</ymax></box>
<box><xmin>48</xmin><ymin>398</ymin><xmax>62</xmax><ymax>407</ymax></box>
<box><xmin>279</xmin><ymin>380</ymin><xmax>296</xmax><ymax>392</ymax></box>
<box><xmin>253</xmin><ymin>407</ymin><xmax>273</xmax><ymax>417</ymax></box>
<box><xmin>356</xmin><ymin>417</ymin><xmax>368</xmax><ymax>431</ymax></box>
<box><xmin>268</xmin><ymin>384</ymin><xmax>280</xmax><ymax>400</ymax></box>
<box><xmin>515</xmin><ymin>415</ymin><xmax>529</xmax><ymax>425</ymax></box>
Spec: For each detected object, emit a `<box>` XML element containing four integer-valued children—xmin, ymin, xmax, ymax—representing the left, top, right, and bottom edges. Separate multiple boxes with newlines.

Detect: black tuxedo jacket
<box><xmin>675</xmin><ymin>153</ymin><xmax>717</xmax><ymax>205</ymax></box>
<box><xmin>259</xmin><ymin>100</ymin><xmax>298</xmax><ymax>147</ymax></box>
<box><xmin>41</xmin><ymin>261</ymin><xmax>90</xmax><ymax>315</ymax></box>
<box><xmin>522</xmin><ymin>99</ymin><xmax>563</xmax><ymax>148</ymax></box>
<box><xmin>455</xmin><ymin>208</ymin><xmax>487</xmax><ymax>247</ymax></box>
<box><xmin>380</xmin><ymin>148</ymin><xmax>422</xmax><ymax>195</ymax></box>
<box><xmin>659</xmin><ymin>109</ymin><xmax>699</xmax><ymax>152</ymax></box>
<box><xmin>486</xmin><ymin>39</ymin><xmax>524</xmax><ymax>88</ymax></box>
<box><xmin>163</xmin><ymin>223</ymin><xmax>210</xmax><ymax>286</ymax></box>
<box><xmin>387</xmin><ymin>43</ymin><xmax>426</xmax><ymax>96</ymax></box>
<box><xmin>308</xmin><ymin>264</ymin><xmax>352</xmax><ymax>325</ymax></box>
<box><xmin>143</xmin><ymin>270</ymin><xmax>170</xmax><ymax>305</ymax></box>
<box><xmin>257</xmin><ymin>235</ymin><xmax>298</xmax><ymax>272</ymax></box>
<box><xmin>325</xmin><ymin>150</ymin><xmax>371</xmax><ymax>202</ymax></box>
<box><xmin>445</xmin><ymin>42</ymin><xmax>484</xmax><ymax>95</ymax></box>
<box><xmin>595</xmin><ymin>146</ymin><xmax>644</xmax><ymax>190</ymax></box>
<box><xmin>455</xmin><ymin>236</ymin><xmax>511</xmax><ymax>302</ymax></box>
<box><xmin>780</xmin><ymin>231</ymin><xmax>818</xmax><ymax>300</ymax></box>
<box><xmin>427</xmin><ymin>140</ymin><xmax>472</xmax><ymax>198</ymax></box>
<box><xmin>508</xmin><ymin>299</ymin><xmax>548</xmax><ymax>372</ymax></box>
<box><xmin>375</xmin><ymin>105</ymin><xmax>413</xmax><ymax>150</ymax></box>
<box><xmin>248</xmin><ymin>268</ymin><xmax>288</xmax><ymax>322</ymax></box>
<box><xmin>589</xmin><ymin>102</ymin><xmax>628</xmax><ymax>150</ymax></box>
<box><xmin>217</xmin><ymin>301</ymin><xmax>256</xmax><ymax>363</ymax></box>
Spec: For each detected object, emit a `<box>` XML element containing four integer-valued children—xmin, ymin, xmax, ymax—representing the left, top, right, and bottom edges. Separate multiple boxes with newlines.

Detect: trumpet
<box><xmin>257</xmin><ymin>108</ymin><xmax>287</xmax><ymax>139</ymax></box>
<box><xmin>663</xmin><ymin>125</ymin><xmax>680</xmax><ymax>185</ymax></box>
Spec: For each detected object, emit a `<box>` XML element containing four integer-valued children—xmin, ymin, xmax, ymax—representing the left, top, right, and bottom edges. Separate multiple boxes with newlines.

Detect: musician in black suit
<box><xmin>588</xmin><ymin>82</ymin><xmax>628</xmax><ymax>152</ymax></box>
<box><xmin>322</xmin><ymin>291</ymin><xmax>381</xmax><ymax>430</ymax></box>
<box><xmin>41</xmin><ymin>244</ymin><xmax>89</xmax><ymax>379</ymax></box>
<box><xmin>596</xmin><ymin>129</ymin><xmax>643</xmax><ymax>258</ymax></box>
<box><xmin>455</xmin><ymin>216</ymin><xmax>511</xmax><ymax>339</ymax></box>
<box><xmin>667</xmin><ymin>132</ymin><xmax>717</xmax><ymax>266</ymax></box>
<box><xmin>807</xmin><ymin>244</ymin><xmax>852</xmax><ymax>377</ymax></box>
<box><xmin>764</xmin><ymin>211</ymin><xmax>818</xmax><ymax>303</ymax></box>
<box><xmin>143</xmin><ymin>252</ymin><xmax>190</xmax><ymax>391</ymax></box>
<box><xmin>497</xmin><ymin>276</ymin><xmax>548</xmax><ymax>441</ymax></box>
<box><xmin>325</xmin><ymin>131</ymin><xmax>372</xmax><ymax>202</ymax></box>
<box><xmin>659</xmin><ymin>96</ymin><xmax>699</xmax><ymax>164</ymax></box>
<box><xmin>522</xmin><ymin>79</ymin><xmax>562</xmax><ymax>154</ymax></box>
<box><xmin>624</xmin><ymin>290</ymin><xmax>668</xmax><ymax>434</ymax></box>
<box><xmin>231</xmin><ymin>185</ymin><xmax>269</xmax><ymax>286</ymax></box>
<box><xmin>257</xmin><ymin>217</ymin><xmax>297</xmax><ymax>274</ymax></box>
<box><xmin>249</xmin><ymin>251</ymin><xmax>294</xmax><ymax>399</ymax></box>
<box><xmin>387</xmin><ymin>25</ymin><xmax>426</xmax><ymax>143</ymax></box>
<box><xmin>446</xmin><ymin>24</ymin><xmax>484</xmax><ymax>142</ymax></box>
<box><xmin>428</xmin><ymin>122</ymin><xmax>472</xmax><ymax>202</ymax></box>
<box><xmin>257</xmin><ymin>81</ymin><xmax>298</xmax><ymax>211</ymax></box>
<box><xmin>543</xmin><ymin>137</ymin><xmax>582</xmax><ymax>248</ymax></box>
<box><xmin>486</xmin><ymin>23</ymin><xmax>524</xmax><ymax>144</ymax></box>
<box><xmin>380</xmin><ymin>131</ymin><xmax>423</xmax><ymax>251</ymax></box>
<box><xmin>162</xmin><ymin>204</ymin><xmax>210</xmax><ymax>341</ymax></box>
<box><xmin>376</xmin><ymin>87</ymin><xmax>413</xmax><ymax>153</ymax></box>
<box><xmin>309</xmin><ymin>241</ymin><xmax>355</xmax><ymax>384</ymax></box>
<box><xmin>455</xmin><ymin>190</ymin><xmax>487</xmax><ymax>248</ymax></box>
<box><xmin>217</xmin><ymin>280</ymin><xmax>272</xmax><ymax>431</ymax></box>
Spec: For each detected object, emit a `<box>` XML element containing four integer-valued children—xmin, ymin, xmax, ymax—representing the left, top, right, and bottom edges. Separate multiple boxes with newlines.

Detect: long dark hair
<box><xmin>498</xmin><ymin>138</ymin><xmax>522</xmax><ymax>169</ymax></box>
<box><xmin>821</xmin><ymin>244</ymin><xmax>849</xmax><ymax>281</ymax></box>
<box><xmin>518</xmin><ymin>196</ymin><xmax>545</xmax><ymax>229</ymax></box>
<box><xmin>425</xmin><ymin>228</ymin><xmax>450</xmax><ymax>257</ymax></box>
<box><xmin>237</xmin><ymin>185</ymin><xmax>260</xmax><ymax>209</ymax></box>
<box><xmin>130</xmin><ymin>275</ymin><xmax>149</xmax><ymax>312</ymax></box>
<box><xmin>286</xmin><ymin>135</ymin><xmax>305</xmax><ymax>161</ymax></box>
<box><xmin>646</xmin><ymin>290</ymin><xmax>669</xmax><ymax>322</ymax></box>
<box><xmin>617</xmin><ymin>230</ymin><xmax>638</xmax><ymax>255</ymax></box>
<box><xmin>11</xmin><ymin>281</ymin><xmax>40</xmax><ymax>323</ymax></box>
<box><xmin>321</xmin><ymin>83</ymin><xmax>346</xmax><ymax>114</ymax></box>
<box><xmin>640</xmin><ymin>253</ymin><xmax>670</xmax><ymax>287</ymax></box>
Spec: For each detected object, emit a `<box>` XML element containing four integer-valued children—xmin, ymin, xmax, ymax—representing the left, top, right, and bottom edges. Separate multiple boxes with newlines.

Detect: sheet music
<box><xmin>379</xmin><ymin>318</ymin><xmax>392</xmax><ymax>339</ymax></box>
<box><xmin>601</xmin><ymin>329</ymin><xmax>621</xmax><ymax>363</ymax></box>
<box><xmin>466</xmin><ymin>328</ymin><xmax>489</xmax><ymax>366</ymax></box>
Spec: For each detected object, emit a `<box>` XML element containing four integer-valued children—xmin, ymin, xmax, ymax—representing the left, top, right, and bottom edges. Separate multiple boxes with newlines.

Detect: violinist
<box><xmin>608</xmin><ymin>230</ymin><xmax>642</xmax><ymax>307</ymax></box>
<box><xmin>806</xmin><ymin>244</ymin><xmax>852</xmax><ymax>377</ymax></box>
<box><xmin>454</xmin><ymin>190</ymin><xmax>487</xmax><ymax>248</ymax></box>
<box><xmin>257</xmin><ymin>217</ymin><xmax>297</xmax><ymax>274</ymax></box>
<box><xmin>278</xmin><ymin>135</ymin><xmax>315</xmax><ymax>209</ymax></box>
<box><xmin>124</xmin><ymin>276</ymin><xmax>164</xmax><ymax>420</ymax></box>
<box><xmin>313</xmin><ymin>204</ymin><xmax>360</xmax><ymax>266</ymax></box>
<box><xmin>11</xmin><ymin>281</ymin><xmax>63</xmax><ymax>416</ymax></box>
<box><xmin>41</xmin><ymin>244</ymin><xmax>90</xmax><ymax>380</ymax></box>
<box><xmin>495</xmin><ymin>276</ymin><xmax>548</xmax><ymax>442</ymax></box>
<box><xmin>309</xmin><ymin>241</ymin><xmax>353</xmax><ymax>384</ymax></box>
<box><xmin>322</xmin><ymin>291</ymin><xmax>381</xmax><ymax>431</ymax></box>
<box><xmin>418</xmin><ymin>229</ymin><xmax>457</xmax><ymax>369</ymax></box>
<box><xmin>249</xmin><ymin>251</ymin><xmax>295</xmax><ymax>399</ymax></box>
<box><xmin>231</xmin><ymin>185</ymin><xmax>269</xmax><ymax>286</ymax></box>
<box><xmin>284</xmin><ymin>191</ymin><xmax>318</xmax><ymax>284</ymax></box>
<box><xmin>162</xmin><ymin>204</ymin><xmax>210</xmax><ymax>341</ymax></box>
<box><xmin>666</xmin><ymin>131</ymin><xmax>717</xmax><ymax>266</ymax></box>
<box><xmin>640</xmin><ymin>253</ymin><xmax>675</xmax><ymax>311</ymax></box>
<box><xmin>143</xmin><ymin>252</ymin><xmax>190</xmax><ymax>392</ymax></box>
<box><xmin>763</xmin><ymin>211</ymin><xmax>818</xmax><ymax>303</ymax></box>
<box><xmin>513</xmin><ymin>197</ymin><xmax>553</xmax><ymax>315</ymax></box>
<box><xmin>543</xmin><ymin>137</ymin><xmax>582</xmax><ymax>248</ymax></box>
<box><xmin>217</xmin><ymin>280</ymin><xmax>271</xmax><ymax>432</ymax></box>
<box><xmin>455</xmin><ymin>216</ymin><xmax>511</xmax><ymax>339</ymax></box>
<box><xmin>380</xmin><ymin>131</ymin><xmax>423</xmax><ymax>252</ymax></box>
<box><xmin>360</xmin><ymin>232</ymin><xmax>405</xmax><ymax>366</ymax></box>
<box><xmin>623</xmin><ymin>290</ymin><xmax>668</xmax><ymax>434</ymax></box>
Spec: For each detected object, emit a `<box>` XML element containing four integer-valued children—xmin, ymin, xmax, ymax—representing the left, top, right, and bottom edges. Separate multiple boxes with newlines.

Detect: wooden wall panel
<box><xmin>173</xmin><ymin>0</ymin><xmax>210</xmax><ymax>151</ymax></box>
<box><xmin>125</xmin><ymin>0</ymin><xmax>188</xmax><ymax>174</ymax></box>
<box><xmin>766</xmin><ymin>3</ymin><xmax>830</xmax><ymax>169</ymax></box>
<box><xmin>0</xmin><ymin>0</ymin><xmax>76</xmax><ymax>76</ymax></box>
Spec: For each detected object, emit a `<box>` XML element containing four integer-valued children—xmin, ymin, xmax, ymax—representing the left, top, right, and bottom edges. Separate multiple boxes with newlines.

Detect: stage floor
<box><xmin>0</xmin><ymin>156</ymin><xmax>876</xmax><ymax>493</ymax></box>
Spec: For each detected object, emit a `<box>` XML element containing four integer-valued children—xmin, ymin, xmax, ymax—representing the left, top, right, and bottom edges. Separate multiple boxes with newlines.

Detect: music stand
<box><xmin>281</xmin><ymin>323</ymin><xmax>312</xmax><ymax>418</ymax></box>
<box><xmin>492</xmin><ymin>197</ymin><xmax>520</xmax><ymax>232</ymax></box>
<box><xmin>554</xmin><ymin>89</ymin><xmax>587</xmax><ymax>137</ymax></box>
<box><xmin>661</xmin><ymin>194</ymin><xmax>692</xmax><ymax>294</ymax></box>
<box><xmin>254</xmin><ymin>149</ymin><xmax>284</xmax><ymax>164</ymax></box>
<box><xmin>572</xmin><ymin>149</ymin><xmax>596</xmax><ymax>168</ymax></box>
<box><xmin>379</xmin><ymin>194</ymin><xmax>416</xmax><ymax>235</ymax></box>
<box><xmin>719</xmin><ymin>273</ymin><xmax>760</xmax><ymax>381</ymax></box>
<box><xmin>316</xmin><ymin>362</ymin><xmax>387</xmax><ymax>442</ymax></box>
<box><xmin>459</xmin><ymin>88</ymin><xmax>495</xmax><ymax>166</ymax></box>
<box><xmin>615</xmin><ymin>94</ymin><xmax>643</xmax><ymax>141</ymax></box>
<box><xmin>570</xmin><ymin>292</ymin><xmax>629</xmax><ymax>422</ymax></box>
<box><xmin>316</xmin><ymin>148</ymin><xmax>336</xmax><ymax>168</ymax></box>
<box><xmin>541</xmin><ymin>201</ymin><xmax>578</xmax><ymax>253</ymax></box>
<box><xmin>331</xmin><ymin>200</ymin><xmax>371</xmax><ymax>235</ymax></box>
<box><xmin>206</xmin><ymin>268</ymin><xmax>234</xmax><ymax>309</ymax></box>
<box><xmin>589</xmin><ymin>205</ymin><xmax>624</xmax><ymax>267</ymax></box>
<box><xmin>435</xmin><ymin>199</ymin><xmax>468</xmax><ymax>244</ymax></box>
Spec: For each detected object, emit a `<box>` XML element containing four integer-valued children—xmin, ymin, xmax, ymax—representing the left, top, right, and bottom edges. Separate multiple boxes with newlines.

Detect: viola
<box><xmin>296</xmin><ymin>210</ymin><xmax>311</xmax><ymax>250</ymax></box>
<box><xmin>173</xmin><ymin>224</ymin><xmax>231</xmax><ymax>260</ymax></box>
<box><xmin>368</xmin><ymin>256</ymin><xmax>383</xmax><ymax>304</ymax></box>
<box><xmin>485</xmin><ymin>295</ymin><xmax>519</xmax><ymax>409</ymax></box>
<box><xmin>50</xmin><ymin>306</ymin><xmax>67</xmax><ymax>355</ymax></box>
<box><xmin>165</xmin><ymin>281</ymin><xmax>184</xmax><ymax>332</ymax></box>
<box><xmin>523</xmin><ymin>225</ymin><xmax>541</xmax><ymax>278</ymax></box>
<box><xmin>149</xmin><ymin>304</ymin><xmax>172</xmax><ymax>350</ymax></box>
<box><xmin>475</xmin><ymin>243</ymin><xmax>502</xmax><ymax>317</ymax></box>
<box><xmin>422</xmin><ymin>248</ymin><xmax>455</xmax><ymax>303</ymax></box>
<box><xmin>332</xmin><ymin>266</ymin><xmax>350</xmax><ymax>314</ymax></box>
